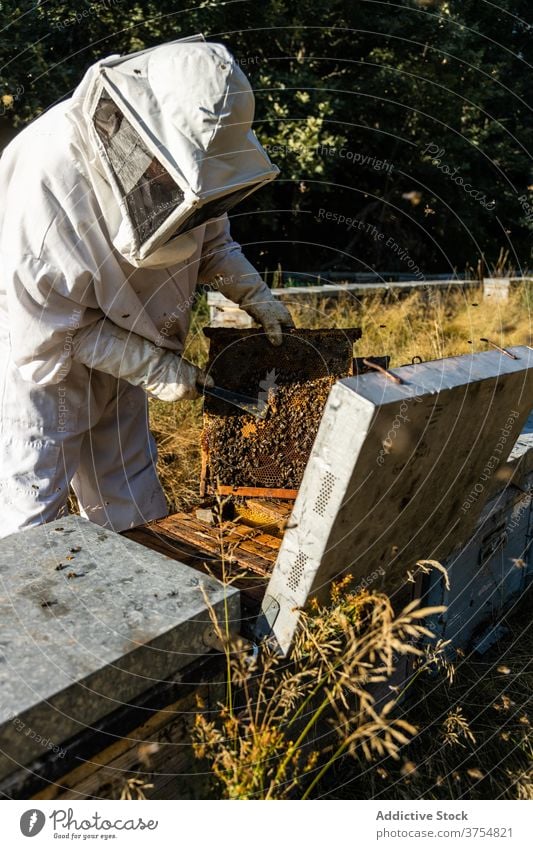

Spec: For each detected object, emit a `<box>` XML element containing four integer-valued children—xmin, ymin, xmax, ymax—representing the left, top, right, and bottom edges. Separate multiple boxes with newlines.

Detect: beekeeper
<box><xmin>0</xmin><ymin>36</ymin><xmax>294</xmax><ymax>537</ymax></box>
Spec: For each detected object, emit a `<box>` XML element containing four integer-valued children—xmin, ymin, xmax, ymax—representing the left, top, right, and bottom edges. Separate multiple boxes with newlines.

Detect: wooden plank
<box><xmin>210</xmin><ymin>522</ymin><xmax>281</xmax><ymax>561</ymax></box>
<box><xmin>217</xmin><ymin>485</ymin><xmax>299</xmax><ymax>499</ymax></box>
<box><xmin>153</xmin><ymin>517</ymin><xmax>224</xmax><ymax>556</ymax></box>
<box><xmin>32</xmin><ymin>693</ymin><xmax>198</xmax><ymax>799</ymax></box>
<box><xmin>138</xmin><ymin>515</ymin><xmax>275</xmax><ymax>577</ymax></box>
<box><xmin>123</xmin><ymin>524</ymin><xmax>280</xmax><ymax>612</ymax></box>
<box><xmin>228</xmin><ymin>525</ymin><xmax>283</xmax><ymax>551</ymax></box>
<box><xmin>247</xmin><ymin>499</ymin><xmax>294</xmax><ymax>519</ymax></box>
<box><xmin>123</xmin><ymin>527</ymin><xmax>213</xmax><ymax>566</ymax></box>
<box><xmin>222</xmin><ymin>536</ymin><xmax>278</xmax><ymax>563</ymax></box>
<box><xmin>124</xmin><ymin>507</ymin><xmax>283</xmax><ymax>624</ymax></box>
<box><xmin>199</xmin><ymin>444</ymin><xmax>208</xmax><ymax>499</ymax></box>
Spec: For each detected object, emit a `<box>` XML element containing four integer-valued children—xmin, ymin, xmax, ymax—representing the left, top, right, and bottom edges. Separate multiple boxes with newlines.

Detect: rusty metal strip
<box><xmin>479</xmin><ymin>338</ymin><xmax>519</xmax><ymax>360</ymax></box>
<box><xmin>362</xmin><ymin>358</ymin><xmax>403</xmax><ymax>384</ymax></box>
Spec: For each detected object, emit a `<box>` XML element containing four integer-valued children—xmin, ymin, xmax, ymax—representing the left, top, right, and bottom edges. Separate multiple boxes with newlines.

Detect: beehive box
<box><xmin>201</xmin><ymin>327</ymin><xmax>361</xmax><ymax>498</ymax></box>
<box><xmin>259</xmin><ymin>345</ymin><xmax>533</xmax><ymax>653</ymax></box>
<box><xmin>0</xmin><ymin>516</ymin><xmax>240</xmax><ymax>799</ymax></box>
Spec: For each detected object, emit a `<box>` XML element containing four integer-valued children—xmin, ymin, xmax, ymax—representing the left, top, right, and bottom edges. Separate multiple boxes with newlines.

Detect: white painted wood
<box><xmin>207</xmin><ymin>291</ymin><xmax>253</xmax><ymax>328</ymax></box>
<box><xmin>483</xmin><ymin>277</ymin><xmax>511</xmax><ymax>301</ymax></box>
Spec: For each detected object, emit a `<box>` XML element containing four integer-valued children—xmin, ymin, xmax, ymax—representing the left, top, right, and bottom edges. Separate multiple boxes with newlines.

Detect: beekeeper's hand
<box><xmin>145</xmin><ymin>354</ymin><xmax>214</xmax><ymax>402</ymax></box>
<box><xmin>71</xmin><ymin>319</ymin><xmax>213</xmax><ymax>401</ymax></box>
<box><xmin>241</xmin><ymin>298</ymin><xmax>295</xmax><ymax>346</ymax></box>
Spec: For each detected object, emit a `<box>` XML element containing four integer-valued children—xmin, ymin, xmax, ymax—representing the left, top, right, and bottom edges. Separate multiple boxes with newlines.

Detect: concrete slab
<box><xmin>0</xmin><ymin>516</ymin><xmax>239</xmax><ymax>779</ymax></box>
<box><xmin>260</xmin><ymin>346</ymin><xmax>533</xmax><ymax>653</ymax></box>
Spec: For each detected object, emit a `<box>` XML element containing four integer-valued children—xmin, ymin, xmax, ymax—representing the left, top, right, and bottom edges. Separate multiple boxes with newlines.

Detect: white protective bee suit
<box><xmin>0</xmin><ymin>37</ymin><xmax>293</xmax><ymax>536</ymax></box>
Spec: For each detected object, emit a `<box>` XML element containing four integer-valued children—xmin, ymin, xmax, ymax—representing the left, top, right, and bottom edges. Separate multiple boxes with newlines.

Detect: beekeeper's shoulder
<box><xmin>2</xmin><ymin>100</ymin><xmax>87</xmax><ymax>196</ymax></box>
<box><xmin>0</xmin><ymin>101</ymin><xmax>93</xmax><ymax>262</ymax></box>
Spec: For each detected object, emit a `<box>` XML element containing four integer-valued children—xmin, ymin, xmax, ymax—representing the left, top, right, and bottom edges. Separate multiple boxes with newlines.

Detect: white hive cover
<box><xmin>259</xmin><ymin>346</ymin><xmax>533</xmax><ymax>654</ymax></box>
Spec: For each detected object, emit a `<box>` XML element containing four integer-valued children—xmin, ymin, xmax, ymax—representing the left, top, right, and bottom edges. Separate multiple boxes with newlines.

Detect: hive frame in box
<box><xmin>257</xmin><ymin>346</ymin><xmax>533</xmax><ymax>654</ymax></box>
<box><xmin>201</xmin><ymin>326</ymin><xmax>361</xmax><ymax>498</ymax></box>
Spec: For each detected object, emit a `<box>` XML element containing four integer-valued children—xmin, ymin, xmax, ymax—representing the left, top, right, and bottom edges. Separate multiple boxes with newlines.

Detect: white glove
<box><xmin>241</xmin><ymin>298</ymin><xmax>295</xmax><ymax>346</ymax></box>
<box><xmin>71</xmin><ymin>319</ymin><xmax>213</xmax><ymax>402</ymax></box>
<box><xmin>145</xmin><ymin>353</ymin><xmax>213</xmax><ymax>402</ymax></box>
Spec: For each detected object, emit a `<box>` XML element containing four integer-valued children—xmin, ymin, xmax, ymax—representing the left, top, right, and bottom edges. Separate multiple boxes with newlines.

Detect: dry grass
<box><xmin>149</xmin><ymin>397</ymin><xmax>204</xmax><ymax>512</ymax></box>
<box><xmin>289</xmin><ymin>283</ymin><xmax>533</xmax><ymax>365</ymax></box>
<box><xmin>149</xmin><ymin>295</ymin><xmax>210</xmax><ymax>512</ymax></box>
<box><xmin>192</xmin><ymin>578</ymin><xmax>445</xmax><ymax>800</ymax></box>
<box><xmin>319</xmin><ymin>591</ymin><xmax>533</xmax><ymax>800</ymax></box>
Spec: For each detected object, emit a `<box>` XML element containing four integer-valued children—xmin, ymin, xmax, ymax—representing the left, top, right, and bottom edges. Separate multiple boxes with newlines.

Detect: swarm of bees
<box><xmin>201</xmin><ymin>326</ymin><xmax>360</xmax><ymax>495</ymax></box>
<box><xmin>204</xmin><ymin>375</ymin><xmax>337</xmax><ymax>489</ymax></box>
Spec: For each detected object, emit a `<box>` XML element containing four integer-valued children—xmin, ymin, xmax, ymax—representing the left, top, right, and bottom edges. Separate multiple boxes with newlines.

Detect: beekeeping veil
<box><xmin>72</xmin><ymin>36</ymin><xmax>278</xmax><ymax>268</ymax></box>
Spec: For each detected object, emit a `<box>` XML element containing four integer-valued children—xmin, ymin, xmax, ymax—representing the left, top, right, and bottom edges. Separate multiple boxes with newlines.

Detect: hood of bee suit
<box><xmin>66</xmin><ymin>36</ymin><xmax>279</xmax><ymax>268</ymax></box>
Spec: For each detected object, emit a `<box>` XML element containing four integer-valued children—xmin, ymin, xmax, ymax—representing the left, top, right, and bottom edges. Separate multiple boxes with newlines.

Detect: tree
<box><xmin>1</xmin><ymin>0</ymin><xmax>531</xmax><ymax>273</ymax></box>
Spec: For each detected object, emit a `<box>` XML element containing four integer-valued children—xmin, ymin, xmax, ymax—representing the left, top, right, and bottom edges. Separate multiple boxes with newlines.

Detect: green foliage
<box><xmin>1</xmin><ymin>0</ymin><xmax>531</xmax><ymax>273</ymax></box>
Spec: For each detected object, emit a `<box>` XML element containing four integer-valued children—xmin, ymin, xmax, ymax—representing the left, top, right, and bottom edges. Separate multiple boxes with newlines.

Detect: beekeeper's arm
<box><xmin>70</xmin><ymin>320</ymin><xmax>213</xmax><ymax>401</ymax></box>
<box><xmin>5</xmin><ymin>255</ymin><xmax>210</xmax><ymax>402</ymax></box>
<box><xmin>199</xmin><ymin>214</ymin><xmax>294</xmax><ymax>346</ymax></box>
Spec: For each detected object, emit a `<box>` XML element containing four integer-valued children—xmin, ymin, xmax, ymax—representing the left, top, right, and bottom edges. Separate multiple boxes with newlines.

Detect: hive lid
<box><xmin>0</xmin><ymin>516</ymin><xmax>239</xmax><ymax>778</ymax></box>
<box><xmin>258</xmin><ymin>346</ymin><xmax>533</xmax><ymax>654</ymax></box>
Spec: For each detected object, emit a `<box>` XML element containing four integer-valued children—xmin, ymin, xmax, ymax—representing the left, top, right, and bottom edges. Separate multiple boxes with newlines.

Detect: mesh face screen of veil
<box><xmin>93</xmin><ymin>94</ymin><xmax>186</xmax><ymax>245</ymax></box>
<box><xmin>93</xmin><ymin>93</ymin><xmax>262</xmax><ymax>248</ymax></box>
